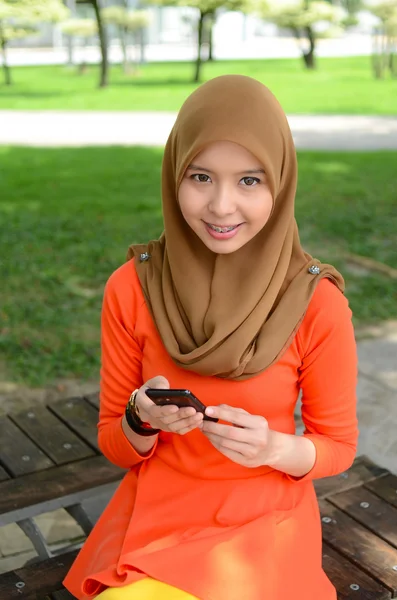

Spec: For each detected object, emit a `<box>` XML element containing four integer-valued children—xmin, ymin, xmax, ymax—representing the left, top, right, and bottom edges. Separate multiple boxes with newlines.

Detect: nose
<box><xmin>208</xmin><ymin>182</ymin><xmax>236</xmax><ymax>218</ymax></box>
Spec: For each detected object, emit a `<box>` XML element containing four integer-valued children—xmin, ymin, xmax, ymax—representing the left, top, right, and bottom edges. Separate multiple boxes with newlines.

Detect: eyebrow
<box><xmin>188</xmin><ymin>163</ymin><xmax>265</xmax><ymax>175</ymax></box>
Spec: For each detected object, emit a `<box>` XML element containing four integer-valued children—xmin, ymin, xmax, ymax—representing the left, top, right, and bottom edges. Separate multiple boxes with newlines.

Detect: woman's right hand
<box><xmin>134</xmin><ymin>376</ymin><xmax>204</xmax><ymax>435</ymax></box>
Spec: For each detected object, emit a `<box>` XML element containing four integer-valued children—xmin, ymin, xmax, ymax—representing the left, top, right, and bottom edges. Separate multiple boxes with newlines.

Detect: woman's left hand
<box><xmin>200</xmin><ymin>405</ymin><xmax>275</xmax><ymax>468</ymax></box>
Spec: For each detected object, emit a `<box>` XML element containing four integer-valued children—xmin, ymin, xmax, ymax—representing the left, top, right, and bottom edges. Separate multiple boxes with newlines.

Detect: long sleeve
<box><xmin>291</xmin><ymin>279</ymin><xmax>359</xmax><ymax>481</ymax></box>
<box><xmin>98</xmin><ymin>260</ymin><xmax>158</xmax><ymax>469</ymax></box>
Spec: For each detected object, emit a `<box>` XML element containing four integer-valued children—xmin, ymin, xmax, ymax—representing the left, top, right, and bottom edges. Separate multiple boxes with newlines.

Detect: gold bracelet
<box><xmin>127</xmin><ymin>389</ymin><xmax>141</xmax><ymax>419</ymax></box>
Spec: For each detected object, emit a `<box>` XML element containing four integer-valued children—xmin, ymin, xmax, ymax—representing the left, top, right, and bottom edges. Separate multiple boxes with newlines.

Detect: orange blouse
<box><xmin>64</xmin><ymin>258</ymin><xmax>358</xmax><ymax>600</ymax></box>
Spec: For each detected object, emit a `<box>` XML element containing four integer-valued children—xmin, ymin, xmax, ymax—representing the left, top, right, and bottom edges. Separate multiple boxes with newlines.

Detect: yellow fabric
<box><xmin>96</xmin><ymin>578</ymin><xmax>199</xmax><ymax>599</ymax></box>
<box><xmin>127</xmin><ymin>74</ymin><xmax>344</xmax><ymax>381</ymax></box>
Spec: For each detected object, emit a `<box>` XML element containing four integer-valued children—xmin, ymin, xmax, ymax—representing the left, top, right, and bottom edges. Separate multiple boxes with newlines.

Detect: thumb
<box><xmin>144</xmin><ymin>375</ymin><xmax>170</xmax><ymax>390</ymax></box>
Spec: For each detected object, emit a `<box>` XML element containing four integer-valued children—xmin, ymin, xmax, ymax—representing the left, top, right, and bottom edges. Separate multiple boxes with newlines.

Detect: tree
<box><xmin>76</xmin><ymin>0</ymin><xmax>108</xmax><ymax>87</ymax></box>
<box><xmin>61</xmin><ymin>17</ymin><xmax>98</xmax><ymax>73</ymax></box>
<box><xmin>259</xmin><ymin>1</ymin><xmax>344</xmax><ymax>69</ymax></box>
<box><xmin>367</xmin><ymin>0</ymin><xmax>397</xmax><ymax>78</ymax></box>
<box><xmin>0</xmin><ymin>0</ymin><xmax>69</xmax><ymax>85</ymax></box>
<box><xmin>149</xmin><ymin>0</ymin><xmax>247</xmax><ymax>82</ymax></box>
<box><xmin>102</xmin><ymin>5</ymin><xmax>151</xmax><ymax>73</ymax></box>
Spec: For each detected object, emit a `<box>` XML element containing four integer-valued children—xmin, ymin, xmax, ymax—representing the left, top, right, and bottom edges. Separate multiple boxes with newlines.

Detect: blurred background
<box><xmin>0</xmin><ymin>0</ymin><xmax>396</xmax><ymax>445</ymax></box>
<box><xmin>0</xmin><ymin>0</ymin><xmax>396</xmax><ymax>574</ymax></box>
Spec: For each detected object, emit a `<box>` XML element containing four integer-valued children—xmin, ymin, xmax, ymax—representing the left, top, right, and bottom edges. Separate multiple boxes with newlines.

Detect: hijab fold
<box><xmin>127</xmin><ymin>75</ymin><xmax>344</xmax><ymax>380</ymax></box>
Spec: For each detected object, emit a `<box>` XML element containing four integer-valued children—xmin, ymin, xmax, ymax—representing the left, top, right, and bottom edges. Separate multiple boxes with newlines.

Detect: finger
<box><xmin>168</xmin><ymin>412</ymin><xmax>203</xmax><ymax>434</ymax></box>
<box><xmin>151</xmin><ymin>405</ymin><xmax>197</xmax><ymax>422</ymax></box>
<box><xmin>201</xmin><ymin>420</ymin><xmax>251</xmax><ymax>442</ymax></box>
<box><xmin>205</xmin><ymin>404</ymin><xmax>261</xmax><ymax>428</ymax></box>
<box><xmin>204</xmin><ymin>435</ymin><xmax>248</xmax><ymax>464</ymax></box>
<box><xmin>204</xmin><ymin>431</ymin><xmax>254</xmax><ymax>457</ymax></box>
<box><xmin>144</xmin><ymin>375</ymin><xmax>170</xmax><ymax>390</ymax></box>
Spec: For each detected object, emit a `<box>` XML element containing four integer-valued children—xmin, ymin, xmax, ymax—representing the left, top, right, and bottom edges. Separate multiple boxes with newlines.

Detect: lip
<box><xmin>204</xmin><ymin>221</ymin><xmax>243</xmax><ymax>240</ymax></box>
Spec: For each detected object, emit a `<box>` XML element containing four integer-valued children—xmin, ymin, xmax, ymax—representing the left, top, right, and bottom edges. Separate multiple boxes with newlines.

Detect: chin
<box><xmin>201</xmin><ymin>237</ymin><xmax>246</xmax><ymax>254</ymax></box>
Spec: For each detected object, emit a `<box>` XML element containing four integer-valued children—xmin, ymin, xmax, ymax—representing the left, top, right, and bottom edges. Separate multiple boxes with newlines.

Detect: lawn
<box><xmin>0</xmin><ymin>56</ymin><xmax>396</xmax><ymax>114</ymax></box>
<box><xmin>1</xmin><ymin>146</ymin><xmax>396</xmax><ymax>386</ymax></box>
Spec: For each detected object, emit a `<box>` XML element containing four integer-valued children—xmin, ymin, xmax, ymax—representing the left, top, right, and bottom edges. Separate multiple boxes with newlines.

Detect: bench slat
<box><xmin>319</xmin><ymin>500</ymin><xmax>397</xmax><ymax>595</ymax></box>
<box><xmin>322</xmin><ymin>542</ymin><xmax>391</xmax><ymax>599</ymax></box>
<box><xmin>51</xmin><ymin>589</ymin><xmax>77</xmax><ymax>599</ymax></box>
<box><xmin>0</xmin><ymin>455</ymin><xmax>123</xmax><ymax>518</ymax></box>
<box><xmin>0</xmin><ymin>551</ymin><xmax>78</xmax><ymax>599</ymax></box>
<box><xmin>10</xmin><ymin>406</ymin><xmax>95</xmax><ymax>465</ymax></box>
<box><xmin>0</xmin><ymin>464</ymin><xmax>10</xmax><ymax>481</ymax></box>
<box><xmin>84</xmin><ymin>392</ymin><xmax>99</xmax><ymax>409</ymax></box>
<box><xmin>49</xmin><ymin>398</ymin><xmax>99</xmax><ymax>451</ymax></box>
<box><xmin>329</xmin><ymin>487</ymin><xmax>397</xmax><ymax>549</ymax></box>
<box><xmin>365</xmin><ymin>474</ymin><xmax>397</xmax><ymax>509</ymax></box>
<box><xmin>0</xmin><ymin>416</ymin><xmax>54</xmax><ymax>476</ymax></box>
<box><xmin>314</xmin><ymin>456</ymin><xmax>389</xmax><ymax>500</ymax></box>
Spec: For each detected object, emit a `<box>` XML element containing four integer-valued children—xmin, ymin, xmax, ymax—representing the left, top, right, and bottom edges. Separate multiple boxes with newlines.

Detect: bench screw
<box><xmin>360</xmin><ymin>502</ymin><xmax>369</xmax><ymax>508</ymax></box>
<box><xmin>350</xmin><ymin>584</ymin><xmax>360</xmax><ymax>591</ymax></box>
<box><xmin>27</xmin><ymin>412</ymin><xmax>35</xmax><ymax>418</ymax></box>
<box><xmin>15</xmin><ymin>581</ymin><xmax>25</xmax><ymax>588</ymax></box>
<box><xmin>322</xmin><ymin>517</ymin><xmax>332</xmax><ymax>523</ymax></box>
<box><xmin>63</xmin><ymin>443</ymin><xmax>72</xmax><ymax>450</ymax></box>
<box><xmin>22</xmin><ymin>455</ymin><xmax>30</xmax><ymax>462</ymax></box>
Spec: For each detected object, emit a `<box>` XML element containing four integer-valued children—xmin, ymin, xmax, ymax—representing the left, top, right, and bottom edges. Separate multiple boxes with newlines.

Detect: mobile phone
<box><xmin>145</xmin><ymin>388</ymin><xmax>218</xmax><ymax>423</ymax></box>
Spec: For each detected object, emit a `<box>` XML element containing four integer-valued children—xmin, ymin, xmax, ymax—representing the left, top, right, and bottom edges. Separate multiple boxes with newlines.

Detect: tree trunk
<box><xmin>120</xmin><ymin>26</ymin><xmax>129</xmax><ymax>73</ymax></box>
<box><xmin>1</xmin><ymin>36</ymin><xmax>11</xmax><ymax>86</ymax></box>
<box><xmin>194</xmin><ymin>11</ymin><xmax>205</xmax><ymax>83</ymax></box>
<box><xmin>208</xmin><ymin>13</ymin><xmax>214</xmax><ymax>61</ymax></box>
<box><xmin>92</xmin><ymin>0</ymin><xmax>108</xmax><ymax>88</ymax></box>
<box><xmin>302</xmin><ymin>26</ymin><xmax>316</xmax><ymax>69</ymax></box>
<box><xmin>66</xmin><ymin>0</ymin><xmax>76</xmax><ymax>66</ymax></box>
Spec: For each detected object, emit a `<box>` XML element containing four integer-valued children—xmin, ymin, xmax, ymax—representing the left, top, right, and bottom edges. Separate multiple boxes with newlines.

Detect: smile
<box><xmin>207</xmin><ymin>223</ymin><xmax>240</xmax><ymax>233</ymax></box>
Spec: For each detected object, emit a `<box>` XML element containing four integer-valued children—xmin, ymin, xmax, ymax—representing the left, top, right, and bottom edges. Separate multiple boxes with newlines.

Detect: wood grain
<box><xmin>322</xmin><ymin>542</ymin><xmax>391</xmax><ymax>599</ymax></box>
<box><xmin>0</xmin><ymin>455</ymin><xmax>124</xmax><ymax>517</ymax></box>
<box><xmin>11</xmin><ymin>406</ymin><xmax>94</xmax><ymax>465</ymax></box>
<box><xmin>315</xmin><ymin>456</ymin><xmax>389</xmax><ymax>499</ymax></box>
<box><xmin>0</xmin><ymin>551</ymin><xmax>77</xmax><ymax>599</ymax></box>
<box><xmin>0</xmin><ymin>416</ymin><xmax>53</xmax><ymax>477</ymax></box>
<box><xmin>49</xmin><ymin>398</ymin><xmax>99</xmax><ymax>451</ymax></box>
<box><xmin>320</xmin><ymin>500</ymin><xmax>397</xmax><ymax>595</ymax></box>
<box><xmin>365</xmin><ymin>475</ymin><xmax>397</xmax><ymax>509</ymax></box>
<box><xmin>329</xmin><ymin>487</ymin><xmax>397</xmax><ymax>548</ymax></box>
<box><xmin>0</xmin><ymin>464</ymin><xmax>10</xmax><ymax>481</ymax></box>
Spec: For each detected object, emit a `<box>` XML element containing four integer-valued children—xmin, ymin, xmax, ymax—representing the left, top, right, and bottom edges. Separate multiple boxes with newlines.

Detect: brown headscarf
<box><xmin>127</xmin><ymin>75</ymin><xmax>344</xmax><ymax>380</ymax></box>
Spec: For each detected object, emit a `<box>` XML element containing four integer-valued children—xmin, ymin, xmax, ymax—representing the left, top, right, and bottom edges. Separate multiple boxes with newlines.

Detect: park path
<box><xmin>0</xmin><ymin>111</ymin><xmax>397</xmax><ymax>149</ymax></box>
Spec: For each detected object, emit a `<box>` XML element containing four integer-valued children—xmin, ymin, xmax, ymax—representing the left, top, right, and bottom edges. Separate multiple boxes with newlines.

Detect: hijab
<box><xmin>127</xmin><ymin>74</ymin><xmax>344</xmax><ymax>380</ymax></box>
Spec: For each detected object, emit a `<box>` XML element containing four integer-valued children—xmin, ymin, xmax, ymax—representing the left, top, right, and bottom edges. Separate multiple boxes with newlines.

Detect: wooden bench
<box><xmin>0</xmin><ymin>395</ymin><xmax>396</xmax><ymax>599</ymax></box>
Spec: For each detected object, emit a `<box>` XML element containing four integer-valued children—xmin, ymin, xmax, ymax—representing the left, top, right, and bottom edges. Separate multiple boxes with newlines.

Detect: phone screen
<box><xmin>145</xmin><ymin>389</ymin><xmax>218</xmax><ymax>422</ymax></box>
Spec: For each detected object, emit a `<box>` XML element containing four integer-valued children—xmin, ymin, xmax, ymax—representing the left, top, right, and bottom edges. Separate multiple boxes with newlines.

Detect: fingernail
<box><xmin>206</xmin><ymin>407</ymin><xmax>214</xmax><ymax>416</ymax></box>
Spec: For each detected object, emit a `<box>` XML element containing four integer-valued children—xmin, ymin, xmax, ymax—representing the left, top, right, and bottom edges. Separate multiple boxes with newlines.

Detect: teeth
<box><xmin>208</xmin><ymin>224</ymin><xmax>237</xmax><ymax>233</ymax></box>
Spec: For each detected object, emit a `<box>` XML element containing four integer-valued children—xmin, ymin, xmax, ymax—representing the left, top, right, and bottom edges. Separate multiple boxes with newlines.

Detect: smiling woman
<box><xmin>178</xmin><ymin>141</ymin><xmax>273</xmax><ymax>253</ymax></box>
<box><xmin>62</xmin><ymin>75</ymin><xmax>359</xmax><ymax>600</ymax></box>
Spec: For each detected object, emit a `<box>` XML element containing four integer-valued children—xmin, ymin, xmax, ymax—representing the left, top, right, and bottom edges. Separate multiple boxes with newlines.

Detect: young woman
<box><xmin>64</xmin><ymin>74</ymin><xmax>358</xmax><ymax>600</ymax></box>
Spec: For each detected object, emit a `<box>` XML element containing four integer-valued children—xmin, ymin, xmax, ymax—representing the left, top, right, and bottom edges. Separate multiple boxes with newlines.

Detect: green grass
<box><xmin>1</xmin><ymin>56</ymin><xmax>396</xmax><ymax>114</ymax></box>
<box><xmin>0</xmin><ymin>146</ymin><xmax>396</xmax><ymax>386</ymax></box>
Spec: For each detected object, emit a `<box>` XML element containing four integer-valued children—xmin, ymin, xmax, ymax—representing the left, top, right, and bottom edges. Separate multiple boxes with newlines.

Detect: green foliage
<box><xmin>61</xmin><ymin>17</ymin><xmax>97</xmax><ymax>38</ymax></box>
<box><xmin>0</xmin><ymin>0</ymin><xmax>69</xmax><ymax>41</ymax></box>
<box><xmin>1</xmin><ymin>145</ymin><xmax>395</xmax><ymax>385</ymax></box>
<box><xmin>102</xmin><ymin>6</ymin><xmax>151</xmax><ymax>31</ymax></box>
<box><xmin>147</xmin><ymin>0</ymin><xmax>247</xmax><ymax>14</ymax></box>
<box><xmin>260</xmin><ymin>1</ymin><xmax>343</xmax><ymax>32</ymax></box>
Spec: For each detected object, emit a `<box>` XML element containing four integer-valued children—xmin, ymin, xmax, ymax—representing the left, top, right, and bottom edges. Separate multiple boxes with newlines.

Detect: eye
<box><xmin>191</xmin><ymin>173</ymin><xmax>211</xmax><ymax>183</ymax></box>
<box><xmin>241</xmin><ymin>177</ymin><xmax>260</xmax><ymax>186</ymax></box>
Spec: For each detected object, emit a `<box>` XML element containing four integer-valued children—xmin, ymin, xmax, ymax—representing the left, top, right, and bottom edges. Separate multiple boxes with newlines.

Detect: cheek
<box><xmin>247</xmin><ymin>191</ymin><xmax>273</xmax><ymax>227</ymax></box>
<box><xmin>178</xmin><ymin>182</ymin><xmax>205</xmax><ymax>221</ymax></box>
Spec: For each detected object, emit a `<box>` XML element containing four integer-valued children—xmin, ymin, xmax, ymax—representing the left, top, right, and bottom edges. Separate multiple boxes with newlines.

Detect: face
<box><xmin>178</xmin><ymin>141</ymin><xmax>273</xmax><ymax>254</ymax></box>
